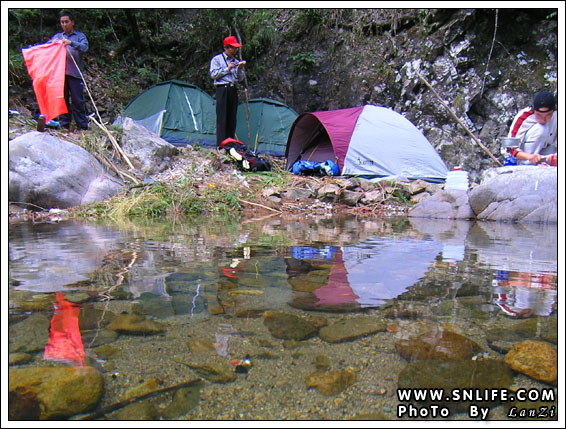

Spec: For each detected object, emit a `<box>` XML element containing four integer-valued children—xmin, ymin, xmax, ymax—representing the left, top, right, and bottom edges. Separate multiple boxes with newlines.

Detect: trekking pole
<box><xmin>233</xmin><ymin>22</ymin><xmax>252</xmax><ymax>149</ymax></box>
<box><xmin>68</xmin><ymin>49</ymin><xmax>137</xmax><ymax>172</ymax></box>
<box><xmin>417</xmin><ymin>72</ymin><xmax>502</xmax><ymax>167</ymax></box>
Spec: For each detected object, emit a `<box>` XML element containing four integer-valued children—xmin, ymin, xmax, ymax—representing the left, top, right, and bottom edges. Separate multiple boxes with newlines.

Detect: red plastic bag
<box><xmin>22</xmin><ymin>41</ymin><xmax>68</xmax><ymax>123</ymax></box>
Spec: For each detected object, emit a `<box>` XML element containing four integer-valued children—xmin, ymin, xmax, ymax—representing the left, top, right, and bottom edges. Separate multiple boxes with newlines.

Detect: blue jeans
<box><xmin>59</xmin><ymin>75</ymin><xmax>88</xmax><ymax>129</ymax></box>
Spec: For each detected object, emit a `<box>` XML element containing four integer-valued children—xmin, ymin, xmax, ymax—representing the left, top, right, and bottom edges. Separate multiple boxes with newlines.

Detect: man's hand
<box><xmin>62</xmin><ymin>38</ymin><xmax>72</xmax><ymax>45</ymax></box>
<box><xmin>527</xmin><ymin>152</ymin><xmax>543</xmax><ymax>164</ymax></box>
<box><xmin>238</xmin><ymin>60</ymin><xmax>246</xmax><ymax>69</ymax></box>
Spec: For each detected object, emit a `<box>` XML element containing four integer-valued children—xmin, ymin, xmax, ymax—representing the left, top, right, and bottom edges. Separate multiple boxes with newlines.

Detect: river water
<box><xmin>7</xmin><ymin>215</ymin><xmax>559</xmax><ymax>421</ymax></box>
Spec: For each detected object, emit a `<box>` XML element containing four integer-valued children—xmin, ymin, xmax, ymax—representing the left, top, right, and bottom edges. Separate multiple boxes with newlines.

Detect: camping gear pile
<box><xmin>221</xmin><ymin>138</ymin><xmax>271</xmax><ymax>172</ymax></box>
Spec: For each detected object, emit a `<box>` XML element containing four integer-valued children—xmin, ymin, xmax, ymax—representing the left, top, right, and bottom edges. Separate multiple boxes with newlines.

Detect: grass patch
<box><xmin>72</xmin><ymin>179</ymin><xmax>246</xmax><ymax>221</ymax></box>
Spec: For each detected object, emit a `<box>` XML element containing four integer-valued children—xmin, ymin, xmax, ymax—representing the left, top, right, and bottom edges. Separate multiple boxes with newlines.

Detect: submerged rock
<box><xmin>397</xmin><ymin>359</ymin><xmax>514</xmax><ymax>412</ymax></box>
<box><xmin>9</xmin><ymin>365</ymin><xmax>104</xmax><ymax>420</ymax></box>
<box><xmin>125</xmin><ymin>379</ymin><xmax>162</xmax><ymax>399</ymax></box>
<box><xmin>504</xmin><ymin>340</ymin><xmax>557</xmax><ymax>385</ymax></box>
<box><xmin>107</xmin><ymin>313</ymin><xmax>167</xmax><ymax>335</ymax></box>
<box><xmin>8</xmin><ymin>313</ymin><xmax>50</xmax><ymax>353</ymax></box>
<box><xmin>160</xmin><ymin>383</ymin><xmax>203</xmax><ymax>419</ymax></box>
<box><xmin>263</xmin><ymin>311</ymin><xmax>319</xmax><ymax>340</ymax></box>
<box><xmin>306</xmin><ymin>368</ymin><xmax>357</xmax><ymax>396</ymax></box>
<box><xmin>187</xmin><ymin>359</ymin><xmax>237</xmax><ymax>383</ymax></box>
<box><xmin>319</xmin><ymin>317</ymin><xmax>387</xmax><ymax>343</ymax></box>
<box><xmin>485</xmin><ymin>316</ymin><xmax>557</xmax><ymax>353</ymax></box>
<box><xmin>8</xmin><ymin>353</ymin><xmax>33</xmax><ymax>366</ymax></box>
<box><xmin>314</xmin><ymin>354</ymin><xmax>331</xmax><ymax>370</ymax></box>
<box><xmin>395</xmin><ymin>327</ymin><xmax>484</xmax><ymax>361</ymax></box>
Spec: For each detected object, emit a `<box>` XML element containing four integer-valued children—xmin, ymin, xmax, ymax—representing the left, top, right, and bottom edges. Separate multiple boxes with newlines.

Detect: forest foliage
<box><xmin>9</xmin><ymin>9</ymin><xmax>327</xmax><ymax>104</ymax></box>
<box><xmin>8</xmin><ymin>8</ymin><xmax>558</xmax><ymax>122</ymax></box>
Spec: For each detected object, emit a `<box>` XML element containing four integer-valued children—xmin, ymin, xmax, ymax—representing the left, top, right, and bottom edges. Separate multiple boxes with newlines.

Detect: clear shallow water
<box><xmin>7</xmin><ymin>215</ymin><xmax>559</xmax><ymax>421</ymax></box>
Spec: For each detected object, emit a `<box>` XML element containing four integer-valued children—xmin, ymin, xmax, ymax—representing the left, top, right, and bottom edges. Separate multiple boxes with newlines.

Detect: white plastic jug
<box><xmin>445</xmin><ymin>167</ymin><xmax>469</xmax><ymax>191</ymax></box>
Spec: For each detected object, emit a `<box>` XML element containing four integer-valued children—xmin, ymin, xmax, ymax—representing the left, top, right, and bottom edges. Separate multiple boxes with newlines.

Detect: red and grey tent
<box><xmin>285</xmin><ymin>105</ymin><xmax>448</xmax><ymax>182</ymax></box>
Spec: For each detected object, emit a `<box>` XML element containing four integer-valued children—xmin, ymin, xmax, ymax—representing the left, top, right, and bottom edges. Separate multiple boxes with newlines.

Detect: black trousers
<box><xmin>60</xmin><ymin>75</ymin><xmax>89</xmax><ymax>129</ymax></box>
<box><xmin>215</xmin><ymin>85</ymin><xmax>238</xmax><ymax>147</ymax></box>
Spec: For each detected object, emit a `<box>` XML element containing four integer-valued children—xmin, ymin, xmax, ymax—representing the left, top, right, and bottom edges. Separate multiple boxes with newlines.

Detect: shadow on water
<box><xmin>7</xmin><ymin>215</ymin><xmax>558</xmax><ymax>420</ymax></box>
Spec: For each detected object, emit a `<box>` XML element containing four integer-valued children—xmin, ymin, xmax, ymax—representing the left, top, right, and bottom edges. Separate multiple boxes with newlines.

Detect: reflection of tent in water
<box><xmin>288</xmin><ymin>238</ymin><xmax>442</xmax><ymax>310</ymax></box>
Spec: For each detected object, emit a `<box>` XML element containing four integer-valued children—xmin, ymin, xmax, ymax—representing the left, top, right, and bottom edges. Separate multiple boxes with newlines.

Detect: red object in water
<box><xmin>44</xmin><ymin>292</ymin><xmax>85</xmax><ymax>366</ymax></box>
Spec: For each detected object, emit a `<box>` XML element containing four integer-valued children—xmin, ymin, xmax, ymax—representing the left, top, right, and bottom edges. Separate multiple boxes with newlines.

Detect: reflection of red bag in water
<box><xmin>44</xmin><ymin>292</ymin><xmax>85</xmax><ymax>366</ymax></box>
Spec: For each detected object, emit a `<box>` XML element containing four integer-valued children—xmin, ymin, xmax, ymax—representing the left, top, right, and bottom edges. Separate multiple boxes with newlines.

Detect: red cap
<box><xmin>223</xmin><ymin>36</ymin><xmax>242</xmax><ymax>47</ymax></box>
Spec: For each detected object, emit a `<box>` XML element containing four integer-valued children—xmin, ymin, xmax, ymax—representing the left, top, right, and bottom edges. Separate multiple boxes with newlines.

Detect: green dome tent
<box><xmin>122</xmin><ymin>80</ymin><xmax>216</xmax><ymax>147</ymax></box>
<box><xmin>235</xmin><ymin>98</ymin><xmax>298</xmax><ymax>156</ymax></box>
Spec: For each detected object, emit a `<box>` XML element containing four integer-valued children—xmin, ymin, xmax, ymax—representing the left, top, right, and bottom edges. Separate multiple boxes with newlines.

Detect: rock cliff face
<box><xmin>247</xmin><ymin>9</ymin><xmax>557</xmax><ymax>182</ymax></box>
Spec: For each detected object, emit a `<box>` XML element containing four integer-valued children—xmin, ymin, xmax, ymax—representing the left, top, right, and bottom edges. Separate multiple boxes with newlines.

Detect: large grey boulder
<box><xmin>469</xmin><ymin>166</ymin><xmax>557</xmax><ymax>223</ymax></box>
<box><xmin>9</xmin><ymin>131</ymin><xmax>123</xmax><ymax>209</ymax></box>
<box><xmin>408</xmin><ymin>166</ymin><xmax>558</xmax><ymax>223</ymax></box>
<box><xmin>120</xmin><ymin>117</ymin><xmax>179</xmax><ymax>175</ymax></box>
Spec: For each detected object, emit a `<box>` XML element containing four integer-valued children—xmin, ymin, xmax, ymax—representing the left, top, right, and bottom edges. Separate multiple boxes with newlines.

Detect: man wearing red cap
<box><xmin>210</xmin><ymin>36</ymin><xmax>247</xmax><ymax>148</ymax></box>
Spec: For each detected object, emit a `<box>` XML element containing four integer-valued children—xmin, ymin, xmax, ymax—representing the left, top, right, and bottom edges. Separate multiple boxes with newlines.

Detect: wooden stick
<box><xmin>89</xmin><ymin>114</ymin><xmax>137</xmax><ymax>172</ymax></box>
<box><xmin>238</xmin><ymin>198</ymin><xmax>281</xmax><ymax>213</ymax></box>
<box><xmin>233</xmin><ymin>21</ymin><xmax>252</xmax><ymax>148</ymax></box>
<box><xmin>417</xmin><ymin>72</ymin><xmax>502</xmax><ymax>167</ymax></box>
<box><xmin>76</xmin><ymin>378</ymin><xmax>202</xmax><ymax>420</ymax></box>
<box><xmin>68</xmin><ymin>51</ymin><xmax>137</xmax><ymax>171</ymax></box>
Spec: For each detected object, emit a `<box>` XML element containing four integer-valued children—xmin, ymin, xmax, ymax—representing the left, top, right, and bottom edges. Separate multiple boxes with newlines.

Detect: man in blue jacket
<box><xmin>49</xmin><ymin>11</ymin><xmax>89</xmax><ymax>131</ymax></box>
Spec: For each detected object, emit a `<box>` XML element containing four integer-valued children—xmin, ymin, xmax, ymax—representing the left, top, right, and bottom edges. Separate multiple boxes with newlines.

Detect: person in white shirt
<box><xmin>508</xmin><ymin>91</ymin><xmax>557</xmax><ymax>166</ymax></box>
<box><xmin>210</xmin><ymin>36</ymin><xmax>246</xmax><ymax>148</ymax></box>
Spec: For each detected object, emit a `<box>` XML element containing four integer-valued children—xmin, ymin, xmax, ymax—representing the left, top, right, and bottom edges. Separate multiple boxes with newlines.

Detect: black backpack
<box><xmin>221</xmin><ymin>138</ymin><xmax>271</xmax><ymax>172</ymax></box>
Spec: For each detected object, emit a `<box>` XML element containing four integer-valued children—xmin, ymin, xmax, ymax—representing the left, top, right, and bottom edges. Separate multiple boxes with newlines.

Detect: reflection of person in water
<box><xmin>44</xmin><ymin>292</ymin><xmax>85</xmax><ymax>366</ymax></box>
<box><xmin>493</xmin><ymin>270</ymin><xmax>557</xmax><ymax>318</ymax></box>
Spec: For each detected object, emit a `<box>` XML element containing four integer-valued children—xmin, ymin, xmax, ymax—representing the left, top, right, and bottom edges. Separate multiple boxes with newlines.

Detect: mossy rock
<box><xmin>263</xmin><ymin>311</ymin><xmax>318</xmax><ymax>341</ymax></box>
<box><xmin>398</xmin><ymin>359</ymin><xmax>514</xmax><ymax>413</ymax></box>
<box><xmin>319</xmin><ymin>317</ymin><xmax>386</xmax><ymax>343</ymax></box>
<box><xmin>8</xmin><ymin>313</ymin><xmax>50</xmax><ymax>353</ymax></box>
<box><xmin>306</xmin><ymin>368</ymin><xmax>357</xmax><ymax>396</ymax></box>
<box><xmin>107</xmin><ymin>313</ymin><xmax>167</xmax><ymax>335</ymax></box>
<box><xmin>504</xmin><ymin>340</ymin><xmax>557</xmax><ymax>385</ymax></box>
<box><xmin>395</xmin><ymin>328</ymin><xmax>484</xmax><ymax>361</ymax></box>
<box><xmin>486</xmin><ymin>316</ymin><xmax>557</xmax><ymax>353</ymax></box>
<box><xmin>9</xmin><ymin>366</ymin><xmax>104</xmax><ymax>420</ymax></box>
<box><xmin>187</xmin><ymin>358</ymin><xmax>237</xmax><ymax>383</ymax></box>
